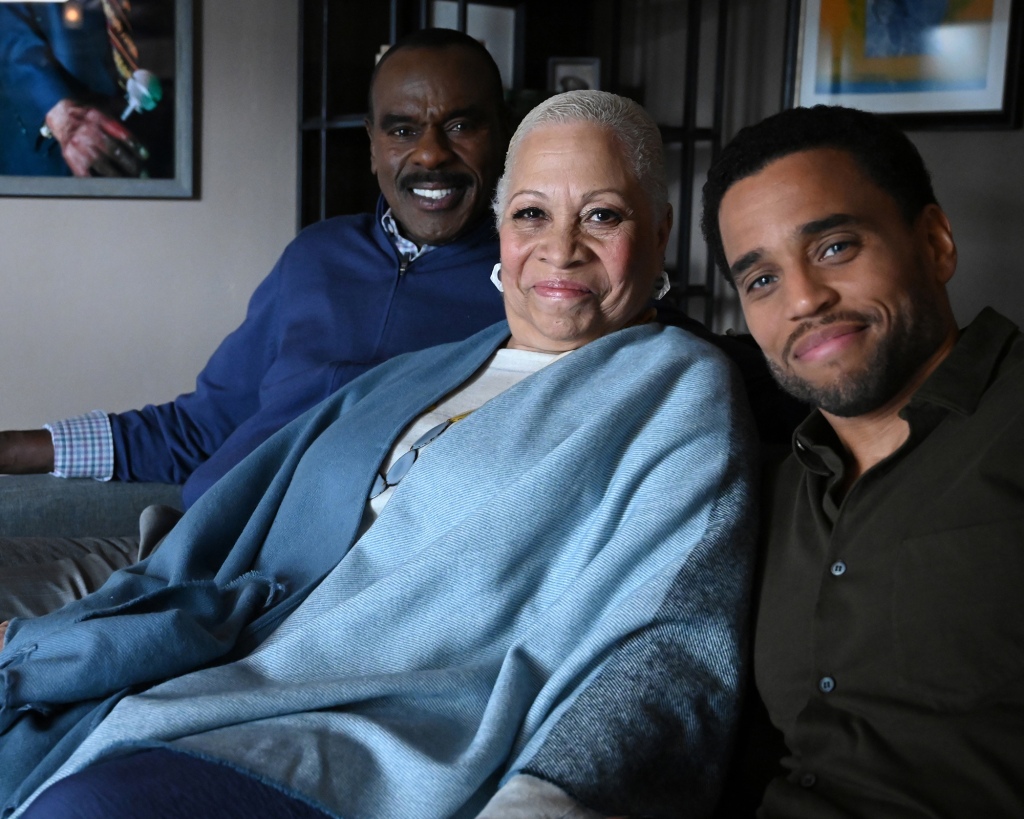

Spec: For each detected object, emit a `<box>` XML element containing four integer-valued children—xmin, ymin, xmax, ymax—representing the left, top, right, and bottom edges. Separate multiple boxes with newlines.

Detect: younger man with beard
<box><xmin>702</xmin><ymin>105</ymin><xmax>1024</xmax><ymax>817</ymax></box>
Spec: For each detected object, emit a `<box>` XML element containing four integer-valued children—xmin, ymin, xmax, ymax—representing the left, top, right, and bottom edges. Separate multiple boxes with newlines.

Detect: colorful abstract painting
<box><xmin>794</xmin><ymin>0</ymin><xmax>1016</xmax><ymax>114</ymax></box>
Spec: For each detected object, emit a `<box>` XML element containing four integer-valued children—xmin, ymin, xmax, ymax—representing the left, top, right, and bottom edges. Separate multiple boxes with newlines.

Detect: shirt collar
<box><xmin>791</xmin><ymin>307</ymin><xmax>1020</xmax><ymax>475</ymax></box>
<box><xmin>381</xmin><ymin>209</ymin><xmax>437</xmax><ymax>262</ymax></box>
<box><xmin>909</xmin><ymin>306</ymin><xmax>1018</xmax><ymax>416</ymax></box>
<box><xmin>791</xmin><ymin>412</ymin><xmax>843</xmax><ymax>477</ymax></box>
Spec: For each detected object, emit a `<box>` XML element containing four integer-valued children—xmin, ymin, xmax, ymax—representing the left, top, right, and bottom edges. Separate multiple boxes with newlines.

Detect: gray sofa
<box><xmin>0</xmin><ymin>475</ymin><xmax>182</xmax><ymax>537</ymax></box>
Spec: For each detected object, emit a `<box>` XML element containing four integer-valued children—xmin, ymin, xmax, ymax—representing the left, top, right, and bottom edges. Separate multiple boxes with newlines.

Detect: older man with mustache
<box><xmin>702</xmin><ymin>104</ymin><xmax>1024</xmax><ymax>818</ymax></box>
<box><xmin>0</xmin><ymin>27</ymin><xmax>509</xmax><ymax>617</ymax></box>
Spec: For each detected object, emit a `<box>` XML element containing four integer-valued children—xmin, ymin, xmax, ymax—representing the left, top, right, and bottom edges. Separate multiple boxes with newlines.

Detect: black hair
<box><xmin>700</xmin><ymin>105</ymin><xmax>938</xmax><ymax>281</ymax></box>
<box><xmin>366</xmin><ymin>28</ymin><xmax>505</xmax><ymax>122</ymax></box>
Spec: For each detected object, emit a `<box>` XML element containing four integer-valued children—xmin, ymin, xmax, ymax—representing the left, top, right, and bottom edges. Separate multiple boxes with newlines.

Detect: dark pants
<box><xmin>20</xmin><ymin>749</ymin><xmax>333</xmax><ymax>819</ymax></box>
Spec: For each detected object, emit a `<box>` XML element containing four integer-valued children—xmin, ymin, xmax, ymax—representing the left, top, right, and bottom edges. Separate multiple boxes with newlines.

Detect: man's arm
<box><xmin>0</xmin><ymin>412</ymin><xmax>116</xmax><ymax>481</ymax></box>
<box><xmin>0</xmin><ymin>430</ymin><xmax>53</xmax><ymax>474</ymax></box>
<box><xmin>0</xmin><ymin>6</ymin><xmax>77</xmax><ymax>130</ymax></box>
<box><xmin>0</xmin><ymin>225</ymin><xmax>287</xmax><ymax>489</ymax></box>
<box><xmin>107</xmin><ymin>259</ymin><xmax>287</xmax><ymax>485</ymax></box>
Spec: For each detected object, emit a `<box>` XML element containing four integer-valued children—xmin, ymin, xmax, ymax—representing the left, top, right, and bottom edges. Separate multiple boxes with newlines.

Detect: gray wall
<box><xmin>915</xmin><ymin>128</ymin><xmax>1024</xmax><ymax>327</ymax></box>
<box><xmin>0</xmin><ymin>0</ymin><xmax>300</xmax><ymax>427</ymax></box>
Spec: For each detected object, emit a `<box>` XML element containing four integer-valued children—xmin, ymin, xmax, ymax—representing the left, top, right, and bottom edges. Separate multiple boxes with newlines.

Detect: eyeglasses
<box><xmin>369</xmin><ymin>410</ymin><xmax>472</xmax><ymax>500</ymax></box>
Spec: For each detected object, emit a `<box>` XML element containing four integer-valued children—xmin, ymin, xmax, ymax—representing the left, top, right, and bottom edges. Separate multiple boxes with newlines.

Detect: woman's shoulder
<box><xmin>583</xmin><ymin>322</ymin><xmax>737</xmax><ymax>376</ymax></box>
<box><xmin>539</xmin><ymin>324</ymin><xmax>741</xmax><ymax>418</ymax></box>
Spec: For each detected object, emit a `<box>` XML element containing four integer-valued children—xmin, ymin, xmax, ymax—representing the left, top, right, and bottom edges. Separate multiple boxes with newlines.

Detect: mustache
<box><xmin>399</xmin><ymin>171</ymin><xmax>474</xmax><ymax>192</ymax></box>
<box><xmin>781</xmin><ymin>310</ymin><xmax>878</xmax><ymax>361</ymax></box>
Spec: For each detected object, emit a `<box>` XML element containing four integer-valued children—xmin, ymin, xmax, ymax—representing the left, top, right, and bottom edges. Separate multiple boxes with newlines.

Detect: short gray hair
<box><xmin>492</xmin><ymin>90</ymin><xmax>668</xmax><ymax>224</ymax></box>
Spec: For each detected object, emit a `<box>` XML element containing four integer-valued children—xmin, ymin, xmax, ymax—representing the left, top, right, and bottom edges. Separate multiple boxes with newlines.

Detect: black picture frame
<box><xmin>783</xmin><ymin>0</ymin><xmax>1023</xmax><ymax>129</ymax></box>
<box><xmin>0</xmin><ymin>0</ymin><xmax>195</xmax><ymax>197</ymax></box>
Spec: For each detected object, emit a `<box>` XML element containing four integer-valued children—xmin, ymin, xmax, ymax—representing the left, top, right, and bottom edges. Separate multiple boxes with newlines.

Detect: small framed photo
<box><xmin>547</xmin><ymin>57</ymin><xmax>601</xmax><ymax>93</ymax></box>
<box><xmin>784</xmin><ymin>0</ymin><xmax>1023</xmax><ymax>129</ymax></box>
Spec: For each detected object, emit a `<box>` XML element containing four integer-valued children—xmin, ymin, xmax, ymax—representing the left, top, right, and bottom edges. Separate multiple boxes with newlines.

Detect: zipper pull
<box><xmin>398</xmin><ymin>253</ymin><xmax>412</xmax><ymax>276</ymax></box>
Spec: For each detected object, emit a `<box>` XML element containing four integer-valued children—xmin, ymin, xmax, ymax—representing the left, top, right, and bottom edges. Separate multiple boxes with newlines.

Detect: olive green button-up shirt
<box><xmin>754</xmin><ymin>308</ymin><xmax>1024</xmax><ymax>819</ymax></box>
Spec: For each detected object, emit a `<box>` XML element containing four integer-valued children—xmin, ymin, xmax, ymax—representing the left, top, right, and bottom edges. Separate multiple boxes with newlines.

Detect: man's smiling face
<box><xmin>719</xmin><ymin>147</ymin><xmax>958</xmax><ymax>418</ymax></box>
<box><xmin>366</xmin><ymin>45</ymin><xmax>507</xmax><ymax>246</ymax></box>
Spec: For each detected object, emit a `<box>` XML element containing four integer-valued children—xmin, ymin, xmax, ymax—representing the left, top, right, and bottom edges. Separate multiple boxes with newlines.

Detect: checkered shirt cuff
<box><xmin>44</xmin><ymin>410</ymin><xmax>114</xmax><ymax>480</ymax></box>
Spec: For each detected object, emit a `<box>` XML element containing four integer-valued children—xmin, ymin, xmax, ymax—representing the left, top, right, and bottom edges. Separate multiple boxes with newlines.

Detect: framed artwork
<box><xmin>548</xmin><ymin>57</ymin><xmax>601</xmax><ymax>93</ymax></box>
<box><xmin>783</xmin><ymin>0</ymin><xmax>1023</xmax><ymax>128</ymax></box>
<box><xmin>430</xmin><ymin>1</ymin><xmax>524</xmax><ymax>90</ymax></box>
<box><xmin>0</xmin><ymin>0</ymin><xmax>195</xmax><ymax>197</ymax></box>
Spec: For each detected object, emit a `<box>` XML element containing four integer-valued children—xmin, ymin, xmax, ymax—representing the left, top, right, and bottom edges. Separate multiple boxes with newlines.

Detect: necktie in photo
<box><xmin>101</xmin><ymin>0</ymin><xmax>139</xmax><ymax>89</ymax></box>
<box><xmin>99</xmin><ymin>0</ymin><xmax>164</xmax><ymax>120</ymax></box>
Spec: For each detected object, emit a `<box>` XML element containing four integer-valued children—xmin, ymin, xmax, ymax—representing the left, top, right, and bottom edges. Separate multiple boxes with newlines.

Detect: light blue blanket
<box><xmin>1</xmin><ymin>322</ymin><xmax>757</xmax><ymax>818</ymax></box>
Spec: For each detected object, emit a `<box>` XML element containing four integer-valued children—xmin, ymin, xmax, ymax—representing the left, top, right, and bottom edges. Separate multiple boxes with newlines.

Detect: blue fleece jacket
<box><xmin>108</xmin><ymin>197</ymin><xmax>504</xmax><ymax>507</ymax></box>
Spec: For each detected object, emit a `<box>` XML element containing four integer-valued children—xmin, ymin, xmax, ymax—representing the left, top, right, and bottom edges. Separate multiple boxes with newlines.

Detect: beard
<box><xmin>767</xmin><ymin>297</ymin><xmax>951</xmax><ymax>418</ymax></box>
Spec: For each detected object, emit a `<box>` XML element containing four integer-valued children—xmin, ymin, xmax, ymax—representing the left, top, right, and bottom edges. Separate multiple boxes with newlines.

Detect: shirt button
<box><xmin>818</xmin><ymin>676</ymin><xmax>836</xmax><ymax>693</ymax></box>
<box><xmin>830</xmin><ymin>560</ymin><xmax>847</xmax><ymax>576</ymax></box>
<box><xmin>800</xmin><ymin>773</ymin><xmax>817</xmax><ymax>788</ymax></box>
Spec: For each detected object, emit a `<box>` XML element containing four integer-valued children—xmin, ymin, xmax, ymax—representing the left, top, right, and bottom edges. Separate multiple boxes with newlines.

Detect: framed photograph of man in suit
<box><xmin>0</xmin><ymin>0</ymin><xmax>194</xmax><ymax>197</ymax></box>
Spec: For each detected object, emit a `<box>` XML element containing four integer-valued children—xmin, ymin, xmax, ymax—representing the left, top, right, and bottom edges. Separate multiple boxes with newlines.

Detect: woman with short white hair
<box><xmin>0</xmin><ymin>91</ymin><xmax>755</xmax><ymax>819</ymax></box>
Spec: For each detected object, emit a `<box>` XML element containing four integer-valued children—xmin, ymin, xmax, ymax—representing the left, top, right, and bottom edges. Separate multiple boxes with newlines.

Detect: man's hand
<box><xmin>44</xmin><ymin>98</ymin><xmax>148</xmax><ymax>177</ymax></box>
<box><xmin>0</xmin><ymin>621</ymin><xmax>8</xmax><ymax>649</ymax></box>
<box><xmin>0</xmin><ymin>429</ymin><xmax>55</xmax><ymax>474</ymax></box>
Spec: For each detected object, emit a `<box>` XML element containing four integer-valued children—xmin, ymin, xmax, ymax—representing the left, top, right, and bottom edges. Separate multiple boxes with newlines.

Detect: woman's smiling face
<box><xmin>497</xmin><ymin>121</ymin><xmax>671</xmax><ymax>353</ymax></box>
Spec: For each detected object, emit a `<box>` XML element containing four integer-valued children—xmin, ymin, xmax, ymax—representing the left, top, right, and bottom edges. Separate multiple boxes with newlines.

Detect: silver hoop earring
<box><xmin>654</xmin><ymin>270</ymin><xmax>671</xmax><ymax>300</ymax></box>
<box><xmin>490</xmin><ymin>263</ymin><xmax>504</xmax><ymax>293</ymax></box>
